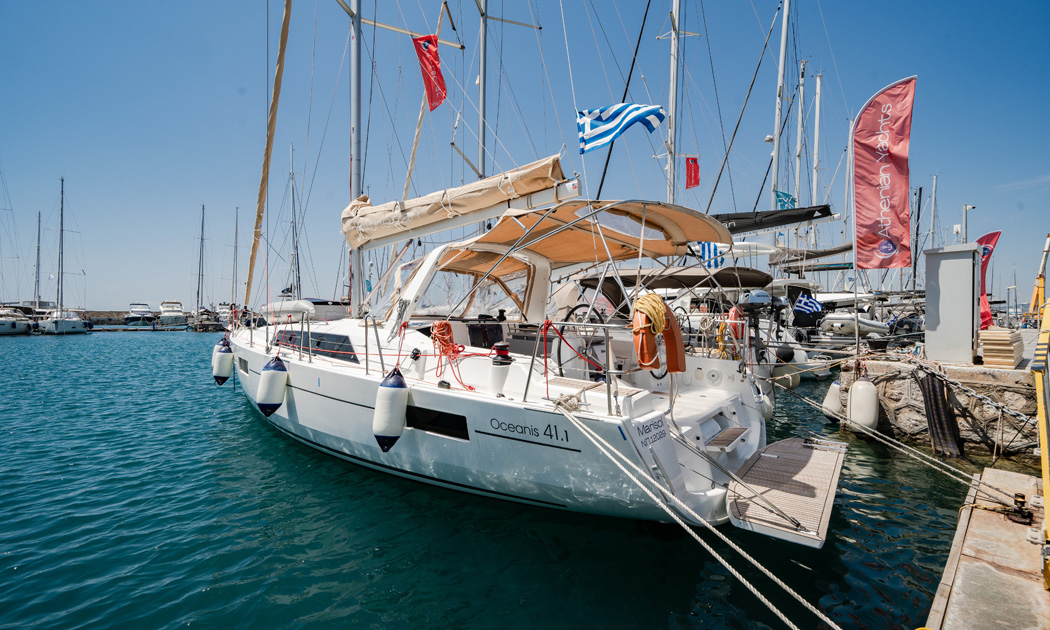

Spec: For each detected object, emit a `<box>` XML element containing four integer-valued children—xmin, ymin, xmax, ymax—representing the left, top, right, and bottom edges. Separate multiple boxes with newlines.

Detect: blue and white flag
<box><xmin>576</xmin><ymin>103</ymin><xmax>666</xmax><ymax>154</ymax></box>
<box><xmin>793</xmin><ymin>293</ymin><xmax>823</xmax><ymax>314</ymax></box>
<box><xmin>695</xmin><ymin>241</ymin><xmax>725</xmax><ymax>269</ymax></box>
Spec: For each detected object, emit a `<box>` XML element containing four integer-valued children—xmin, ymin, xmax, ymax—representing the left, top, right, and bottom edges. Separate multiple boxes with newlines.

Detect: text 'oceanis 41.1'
<box><xmin>217</xmin><ymin>156</ymin><xmax>845</xmax><ymax>547</ymax></box>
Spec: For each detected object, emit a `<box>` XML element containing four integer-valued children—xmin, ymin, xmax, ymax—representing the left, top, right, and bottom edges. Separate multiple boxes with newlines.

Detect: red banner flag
<box><xmin>976</xmin><ymin>231</ymin><xmax>1002</xmax><ymax>330</ymax></box>
<box><xmin>412</xmin><ymin>35</ymin><xmax>446</xmax><ymax>111</ymax></box>
<box><xmin>852</xmin><ymin>77</ymin><xmax>916</xmax><ymax>269</ymax></box>
<box><xmin>685</xmin><ymin>157</ymin><xmax>699</xmax><ymax>189</ymax></box>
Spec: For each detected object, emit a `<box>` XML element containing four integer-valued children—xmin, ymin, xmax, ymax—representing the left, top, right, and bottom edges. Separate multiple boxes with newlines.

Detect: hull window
<box><xmin>405</xmin><ymin>405</ymin><xmax>469</xmax><ymax>440</ymax></box>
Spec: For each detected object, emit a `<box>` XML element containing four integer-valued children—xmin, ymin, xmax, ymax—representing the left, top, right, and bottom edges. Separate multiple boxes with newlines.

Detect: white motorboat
<box><xmin>0</xmin><ymin>308</ymin><xmax>33</xmax><ymax>335</ymax></box>
<box><xmin>124</xmin><ymin>303</ymin><xmax>155</xmax><ymax>326</ymax></box>
<box><xmin>223</xmin><ymin>178</ymin><xmax>846</xmax><ymax>547</ymax></box>
<box><xmin>157</xmin><ymin>301</ymin><xmax>188</xmax><ymax>326</ymax></box>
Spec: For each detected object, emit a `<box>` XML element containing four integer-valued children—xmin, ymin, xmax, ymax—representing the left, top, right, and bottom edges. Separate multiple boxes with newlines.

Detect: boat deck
<box><xmin>727</xmin><ymin>437</ymin><xmax>847</xmax><ymax>548</ymax></box>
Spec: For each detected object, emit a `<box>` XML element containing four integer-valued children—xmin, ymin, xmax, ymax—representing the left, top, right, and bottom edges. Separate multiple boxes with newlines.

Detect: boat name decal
<box><xmin>490</xmin><ymin>418</ymin><xmax>540</xmax><ymax>439</ymax></box>
<box><xmin>635</xmin><ymin>416</ymin><xmax>667</xmax><ymax>448</ymax></box>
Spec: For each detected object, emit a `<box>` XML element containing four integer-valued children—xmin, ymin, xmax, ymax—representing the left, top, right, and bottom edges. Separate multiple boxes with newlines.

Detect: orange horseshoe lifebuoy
<box><xmin>632</xmin><ymin>302</ymin><xmax>686</xmax><ymax>374</ymax></box>
<box><xmin>726</xmin><ymin>305</ymin><xmax>745</xmax><ymax>340</ymax></box>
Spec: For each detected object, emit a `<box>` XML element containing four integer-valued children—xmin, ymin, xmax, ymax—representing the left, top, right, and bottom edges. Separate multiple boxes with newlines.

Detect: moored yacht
<box><xmin>41</xmin><ymin>309</ymin><xmax>88</xmax><ymax>335</ymax></box>
<box><xmin>0</xmin><ymin>308</ymin><xmax>33</xmax><ymax>335</ymax></box>
<box><xmin>124</xmin><ymin>303</ymin><xmax>156</xmax><ymax>326</ymax></box>
<box><xmin>158</xmin><ymin>301</ymin><xmax>188</xmax><ymax>326</ymax></box>
<box><xmin>219</xmin><ymin>160</ymin><xmax>847</xmax><ymax>548</ymax></box>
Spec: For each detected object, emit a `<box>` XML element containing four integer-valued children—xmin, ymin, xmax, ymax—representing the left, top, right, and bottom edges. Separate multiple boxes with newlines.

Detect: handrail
<box><xmin>363</xmin><ymin>314</ymin><xmax>386</xmax><ymax>375</ymax></box>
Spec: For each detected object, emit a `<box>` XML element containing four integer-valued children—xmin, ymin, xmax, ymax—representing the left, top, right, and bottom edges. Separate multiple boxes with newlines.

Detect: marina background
<box><xmin>2</xmin><ymin>331</ymin><xmax>982</xmax><ymax>628</ymax></box>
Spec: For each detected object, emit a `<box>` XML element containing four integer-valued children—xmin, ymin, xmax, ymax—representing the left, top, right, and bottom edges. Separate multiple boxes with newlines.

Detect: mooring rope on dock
<box><xmin>768</xmin><ymin>381</ymin><xmax>1016</xmax><ymax>505</ymax></box>
<box><xmin>551</xmin><ymin>399</ymin><xmax>843</xmax><ymax>630</ymax></box>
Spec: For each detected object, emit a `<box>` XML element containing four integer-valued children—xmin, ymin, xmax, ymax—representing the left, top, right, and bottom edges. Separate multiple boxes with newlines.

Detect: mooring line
<box><xmin>552</xmin><ymin>398</ymin><xmax>843</xmax><ymax>630</ymax></box>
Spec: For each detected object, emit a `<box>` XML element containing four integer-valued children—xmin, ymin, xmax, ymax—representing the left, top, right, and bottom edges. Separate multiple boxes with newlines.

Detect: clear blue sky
<box><xmin>1</xmin><ymin>0</ymin><xmax>1047</xmax><ymax>310</ymax></box>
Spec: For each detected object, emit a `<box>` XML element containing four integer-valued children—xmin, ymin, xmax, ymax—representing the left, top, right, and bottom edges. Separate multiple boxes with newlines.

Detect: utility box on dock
<box><xmin>924</xmin><ymin>243</ymin><xmax>980</xmax><ymax>364</ymax></box>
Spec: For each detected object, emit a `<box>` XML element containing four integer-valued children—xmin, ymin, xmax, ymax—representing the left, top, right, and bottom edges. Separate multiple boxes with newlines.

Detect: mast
<box><xmin>197</xmin><ymin>204</ymin><xmax>205</xmax><ymax>314</ymax></box>
<box><xmin>57</xmin><ymin>177</ymin><xmax>64</xmax><ymax>311</ymax></box>
<box><xmin>478</xmin><ymin>0</ymin><xmax>488</xmax><ymax>179</ymax></box>
<box><xmin>811</xmin><ymin>73</ymin><xmax>822</xmax><ymax>206</ymax></box>
<box><xmin>793</xmin><ymin>60</ymin><xmax>806</xmax><ymax>207</ymax></box>
<box><xmin>792</xmin><ymin>60</ymin><xmax>806</xmax><ymax>251</ymax></box>
<box><xmin>349</xmin><ymin>0</ymin><xmax>364</xmax><ymax>316</ymax></box>
<box><xmin>770</xmin><ymin>0</ymin><xmax>791</xmax><ymax>211</ymax></box>
<box><xmin>290</xmin><ymin>144</ymin><xmax>301</xmax><ymax>299</ymax></box>
<box><xmin>232</xmin><ymin>207</ymin><xmax>238</xmax><ymax>305</ymax></box>
<box><xmin>665</xmin><ymin>0</ymin><xmax>681</xmax><ymax>204</ymax></box>
<box><xmin>34</xmin><ymin>212</ymin><xmax>41</xmax><ymax>310</ymax></box>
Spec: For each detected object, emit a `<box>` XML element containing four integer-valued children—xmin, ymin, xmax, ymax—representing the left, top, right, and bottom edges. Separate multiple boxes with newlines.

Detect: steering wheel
<box><xmin>554</xmin><ymin>303</ymin><xmax>607</xmax><ymax>379</ymax></box>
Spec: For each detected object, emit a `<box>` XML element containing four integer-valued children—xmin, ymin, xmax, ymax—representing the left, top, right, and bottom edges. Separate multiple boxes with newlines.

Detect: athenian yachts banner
<box><xmin>851</xmin><ymin>76</ymin><xmax>917</xmax><ymax>269</ymax></box>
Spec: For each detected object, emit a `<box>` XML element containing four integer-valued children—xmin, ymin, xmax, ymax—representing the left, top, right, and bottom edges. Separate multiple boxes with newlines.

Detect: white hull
<box><xmin>42</xmin><ymin>318</ymin><xmax>87</xmax><ymax>335</ymax></box>
<box><xmin>0</xmin><ymin>320</ymin><xmax>32</xmax><ymax>335</ymax></box>
<box><xmin>229</xmin><ymin>321</ymin><xmax>769</xmax><ymax>525</ymax></box>
<box><xmin>158</xmin><ymin>314</ymin><xmax>189</xmax><ymax>326</ymax></box>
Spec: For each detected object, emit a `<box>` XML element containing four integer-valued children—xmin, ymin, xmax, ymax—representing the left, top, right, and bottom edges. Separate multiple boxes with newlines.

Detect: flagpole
<box><xmin>849</xmin><ymin>119</ymin><xmax>860</xmax><ymax>356</ymax></box>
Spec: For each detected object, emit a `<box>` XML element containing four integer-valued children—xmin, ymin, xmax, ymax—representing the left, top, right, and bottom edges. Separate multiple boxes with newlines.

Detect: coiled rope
<box><xmin>551</xmin><ymin>399</ymin><xmax>843</xmax><ymax>630</ymax></box>
<box><xmin>632</xmin><ymin>294</ymin><xmax>666</xmax><ymax>335</ymax></box>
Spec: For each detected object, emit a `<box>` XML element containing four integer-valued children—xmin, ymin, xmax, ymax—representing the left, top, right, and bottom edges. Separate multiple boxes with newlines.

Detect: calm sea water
<box><xmin>2</xmin><ymin>332</ymin><xmax>979</xmax><ymax>629</ymax></box>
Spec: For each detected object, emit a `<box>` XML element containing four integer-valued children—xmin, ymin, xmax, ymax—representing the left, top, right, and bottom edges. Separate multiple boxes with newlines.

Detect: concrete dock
<box><xmin>925</xmin><ymin>468</ymin><xmax>1048</xmax><ymax>629</ymax></box>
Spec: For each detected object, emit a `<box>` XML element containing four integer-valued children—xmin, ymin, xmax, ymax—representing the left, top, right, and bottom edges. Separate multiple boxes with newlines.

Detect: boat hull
<box><xmin>42</xmin><ymin>318</ymin><xmax>87</xmax><ymax>335</ymax></box>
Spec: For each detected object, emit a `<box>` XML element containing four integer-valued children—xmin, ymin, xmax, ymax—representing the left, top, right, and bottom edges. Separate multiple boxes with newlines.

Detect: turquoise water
<box><xmin>3</xmin><ymin>332</ymin><xmax>972</xmax><ymax>629</ymax></box>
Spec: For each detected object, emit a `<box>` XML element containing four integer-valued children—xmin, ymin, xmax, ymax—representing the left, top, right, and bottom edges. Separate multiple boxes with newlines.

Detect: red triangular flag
<box><xmin>412</xmin><ymin>35</ymin><xmax>446</xmax><ymax>111</ymax></box>
<box><xmin>685</xmin><ymin>157</ymin><xmax>699</xmax><ymax>189</ymax></box>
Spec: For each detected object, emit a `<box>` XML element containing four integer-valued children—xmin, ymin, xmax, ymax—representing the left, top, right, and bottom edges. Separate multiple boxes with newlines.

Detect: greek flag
<box><xmin>576</xmin><ymin>103</ymin><xmax>666</xmax><ymax>154</ymax></box>
<box><xmin>793</xmin><ymin>293</ymin><xmax>823</xmax><ymax>314</ymax></box>
<box><xmin>696</xmin><ymin>241</ymin><xmax>725</xmax><ymax>269</ymax></box>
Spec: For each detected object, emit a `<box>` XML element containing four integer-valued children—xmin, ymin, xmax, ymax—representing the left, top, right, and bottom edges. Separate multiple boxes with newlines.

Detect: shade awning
<box><xmin>444</xmin><ymin>199</ymin><xmax>732</xmax><ymax>274</ymax></box>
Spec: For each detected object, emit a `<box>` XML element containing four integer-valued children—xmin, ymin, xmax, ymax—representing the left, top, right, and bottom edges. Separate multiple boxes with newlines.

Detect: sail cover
<box><xmin>711</xmin><ymin>205</ymin><xmax>832</xmax><ymax>235</ymax></box>
<box><xmin>341</xmin><ymin>155</ymin><xmax>568</xmax><ymax>250</ymax></box>
<box><xmin>769</xmin><ymin>243</ymin><xmax>853</xmax><ymax>265</ymax></box>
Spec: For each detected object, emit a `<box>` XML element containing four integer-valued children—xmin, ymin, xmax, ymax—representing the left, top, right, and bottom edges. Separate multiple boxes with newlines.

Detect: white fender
<box><xmin>212</xmin><ymin>339</ymin><xmax>234</xmax><ymax>385</ymax></box>
<box><xmin>257</xmin><ymin>355</ymin><xmax>288</xmax><ymax>417</ymax></box>
<box><xmin>373</xmin><ymin>367</ymin><xmax>409</xmax><ymax>452</ymax></box>
<box><xmin>821</xmin><ymin>380</ymin><xmax>842</xmax><ymax>421</ymax></box>
<box><xmin>846</xmin><ymin>377</ymin><xmax>879</xmax><ymax>431</ymax></box>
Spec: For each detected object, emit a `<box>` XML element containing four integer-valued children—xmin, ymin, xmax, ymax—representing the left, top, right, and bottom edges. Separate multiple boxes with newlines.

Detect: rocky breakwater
<box><xmin>838</xmin><ymin>358</ymin><xmax>1039</xmax><ymax>463</ymax></box>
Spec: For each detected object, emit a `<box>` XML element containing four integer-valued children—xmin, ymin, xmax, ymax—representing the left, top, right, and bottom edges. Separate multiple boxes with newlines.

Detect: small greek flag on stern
<box><xmin>793</xmin><ymin>294</ymin><xmax>823</xmax><ymax>314</ymax></box>
<box><xmin>576</xmin><ymin>103</ymin><xmax>666</xmax><ymax>154</ymax></box>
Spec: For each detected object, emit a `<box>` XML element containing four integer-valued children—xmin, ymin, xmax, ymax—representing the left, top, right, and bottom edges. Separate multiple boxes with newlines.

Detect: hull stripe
<box><xmin>474</xmin><ymin>430</ymin><xmax>582</xmax><ymax>453</ymax></box>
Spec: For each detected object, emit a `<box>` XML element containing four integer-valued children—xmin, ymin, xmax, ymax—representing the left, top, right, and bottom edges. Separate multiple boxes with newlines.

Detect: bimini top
<box><xmin>340</xmin><ymin>154</ymin><xmax>571</xmax><ymax>251</ymax></box>
<box><xmin>437</xmin><ymin>199</ymin><xmax>732</xmax><ymax>277</ymax></box>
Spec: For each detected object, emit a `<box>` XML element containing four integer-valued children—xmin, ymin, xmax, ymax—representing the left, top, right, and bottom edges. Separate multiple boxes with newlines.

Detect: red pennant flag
<box><xmin>412</xmin><ymin>35</ymin><xmax>446</xmax><ymax>111</ymax></box>
<box><xmin>976</xmin><ymin>231</ymin><xmax>1001</xmax><ymax>330</ymax></box>
<box><xmin>685</xmin><ymin>157</ymin><xmax>699</xmax><ymax>190</ymax></box>
<box><xmin>852</xmin><ymin>77</ymin><xmax>916</xmax><ymax>269</ymax></box>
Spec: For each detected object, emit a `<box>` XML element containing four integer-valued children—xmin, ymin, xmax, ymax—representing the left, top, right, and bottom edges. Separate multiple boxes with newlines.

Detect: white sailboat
<box><xmin>41</xmin><ymin>178</ymin><xmax>88</xmax><ymax>335</ymax></box>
